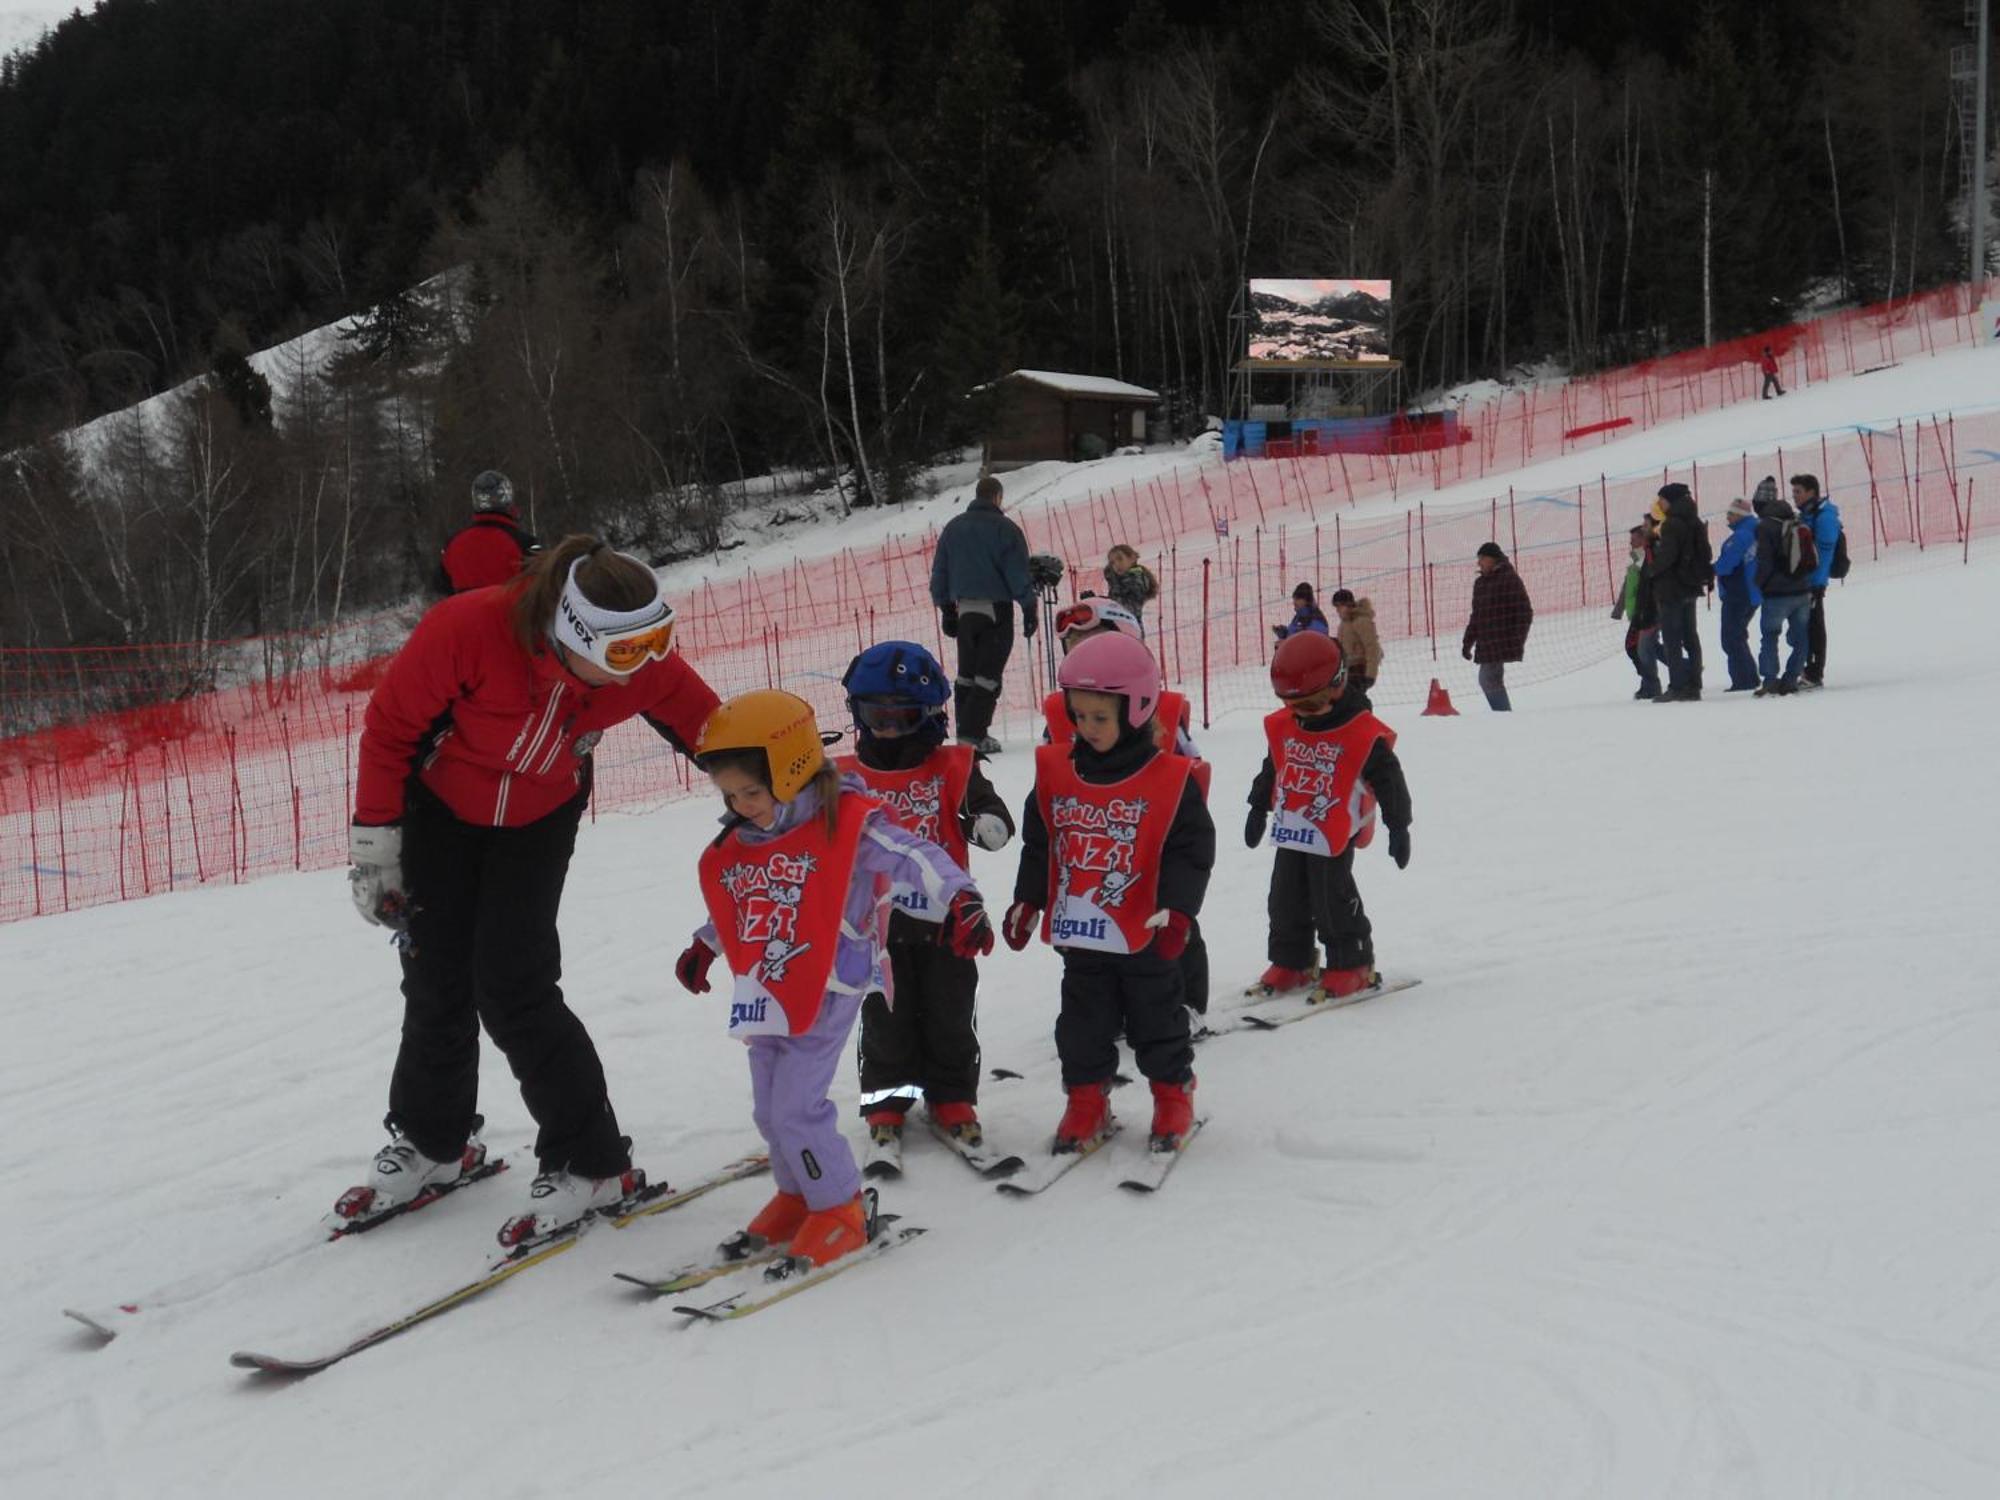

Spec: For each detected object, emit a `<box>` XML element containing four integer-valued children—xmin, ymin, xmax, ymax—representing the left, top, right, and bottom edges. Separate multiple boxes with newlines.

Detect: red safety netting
<box><xmin>3</xmin><ymin>292</ymin><xmax>1995</xmax><ymax>924</ymax></box>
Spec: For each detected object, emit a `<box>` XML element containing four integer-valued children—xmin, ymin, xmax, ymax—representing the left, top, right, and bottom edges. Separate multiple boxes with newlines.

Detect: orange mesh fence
<box><xmin>3</xmin><ymin>294</ymin><xmax>1996</xmax><ymax>924</ymax></box>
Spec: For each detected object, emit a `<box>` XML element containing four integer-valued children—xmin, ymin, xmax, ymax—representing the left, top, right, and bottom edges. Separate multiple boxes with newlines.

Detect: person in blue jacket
<box><xmin>930</xmin><ymin>475</ymin><xmax>1036</xmax><ymax>752</ymax></box>
<box><xmin>1272</xmin><ymin>582</ymin><xmax>1332</xmax><ymax>641</ymax></box>
<box><xmin>1791</xmin><ymin>474</ymin><xmax>1840</xmax><ymax>689</ymax></box>
<box><xmin>1712</xmin><ymin>493</ymin><xmax>1764</xmax><ymax>691</ymax></box>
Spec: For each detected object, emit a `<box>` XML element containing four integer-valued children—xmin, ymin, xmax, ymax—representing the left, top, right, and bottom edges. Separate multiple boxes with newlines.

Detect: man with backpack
<box><xmin>1644</xmin><ymin>482</ymin><xmax>1713</xmax><ymax>703</ymax></box>
<box><xmin>1753</xmin><ymin>493</ymin><xmax>1815</xmax><ymax>695</ymax></box>
<box><xmin>1791</xmin><ymin>474</ymin><xmax>1844</xmax><ymax>690</ymax></box>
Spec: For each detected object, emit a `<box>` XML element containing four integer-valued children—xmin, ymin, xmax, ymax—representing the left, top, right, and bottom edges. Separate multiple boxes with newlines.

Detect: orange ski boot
<box><xmin>787</xmin><ymin>1194</ymin><xmax>869</xmax><ymax>1268</ymax></box>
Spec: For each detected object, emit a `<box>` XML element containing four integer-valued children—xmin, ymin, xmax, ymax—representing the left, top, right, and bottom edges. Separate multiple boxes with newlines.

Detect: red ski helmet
<box><xmin>1270</xmin><ymin>631</ymin><xmax>1347</xmax><ymax>700</ymax></box>
<box><xmin>1057</xmin><ymin>632</ymin><xmax>1162</xmax><ymax>728</ymax></box>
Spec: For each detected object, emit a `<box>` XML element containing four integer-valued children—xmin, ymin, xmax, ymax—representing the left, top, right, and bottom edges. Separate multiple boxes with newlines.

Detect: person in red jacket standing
<box><xmin>439</xmin><ymin>470</ymin><xmax>538</xmax><ymax>593</ymax></box>
<box><xmin>340</xmin><ymin>533</ymin><xmax>720</xmax><ymax>1246</ymax></box>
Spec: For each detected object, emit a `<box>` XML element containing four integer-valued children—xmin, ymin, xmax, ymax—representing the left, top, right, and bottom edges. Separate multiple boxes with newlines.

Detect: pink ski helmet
<box><xmin>1057</xmin><ymin>632</ymin><xmax>1162</xmax><ymax>728</ymax></box>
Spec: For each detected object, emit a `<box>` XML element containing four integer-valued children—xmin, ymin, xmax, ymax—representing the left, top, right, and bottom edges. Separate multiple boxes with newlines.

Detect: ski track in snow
<box><xmin>8</xmin><ymin>368</ymin><xmax>2000</xmax><ymax>1495</ymax></box>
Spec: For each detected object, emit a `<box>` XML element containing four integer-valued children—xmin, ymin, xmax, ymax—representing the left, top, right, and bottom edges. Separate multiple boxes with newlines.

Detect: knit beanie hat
<box><xmin>1752</xmin><ymin>475</ymin><xmax>1778</xmax><ymax>510</ymax></box>
<box><xmin>1476</xmin><ymin>541</ymin><xmax>1505</xmax><ymax>562</ymax></box>
<box><xmin>1726</xmin><ymin>496</ymin><xmax>1755</xmax><ymax>520</ymax></box>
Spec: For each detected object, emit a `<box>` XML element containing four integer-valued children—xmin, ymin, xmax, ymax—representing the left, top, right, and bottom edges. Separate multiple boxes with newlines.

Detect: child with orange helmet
<box><xmin>675</xmin><ymin>690</ymin><xmax>993</xmax><ymax>1268</ymax></box>
<box><xmin>1245</xmin><ymin>633</ymin><xmax>1412</xmax><ymax>1002</ymax></box>
<box><xmin>1004</xmin><ymin>633</ymin><xmax>1215</xmax><ymax>1158</ymax></box>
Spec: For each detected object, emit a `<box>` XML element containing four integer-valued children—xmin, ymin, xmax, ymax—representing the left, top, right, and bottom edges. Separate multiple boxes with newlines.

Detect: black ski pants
<box><xmin>1055</xmin><ymin>949</ymin><xmax>1192</xmax><ymax>1089</ymax></box>
<box><xmin>1267</xmin><ymin>844</ymin><xmax>1374</xmax><ymax>973</ymax></box>
<box><xmin>856</xmin><ymin>942</ymin><xmax>982</xmax><ymax>1114</ymax></box>
<box><xmin>953</xmin><ymin>608</ymin><xmax>1014</xmax><ymax>741</ymax></box>
<box><xmin>1806</xmin><ymin>586</ymin><xmax>1828</xmax><ymax>684</ymax></box>
<box><xmin>388</xmin><ymin>784</ymin><xmax>628</xmax><ymax>1177</ymax></box>
<box><xmin>1179</xmin><ymin>918</ymin><xmax>1210</xmax><ymax>1015</ymax></box>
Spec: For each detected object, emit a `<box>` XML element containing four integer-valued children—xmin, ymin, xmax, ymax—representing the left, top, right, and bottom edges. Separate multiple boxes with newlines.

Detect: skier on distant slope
<box><xmin>1244</xmin><ymin>632</ymin><xmax>1411</xmax><ymax>1004</ymax></box>
<box><xmin>343</xmin><ymin>535</ymin><xmax>718</xmax><ymax>1244</ymax></box>
<box><xmin>439</xmin><ymin>470</ymin><xmax>538</xmax><ymax>593</ymax></box>
<box><xmin>1003</xmin><ymin>633</ymin><xmax>1215</xmax><ymax>1156</ymax></box>
<box><xmin>831</xmin><ymin>641</ymin><xmax>1013</xmax><ymax>1170</ymax></box>
<box><xmin>674</xmin><ymin>691</ymin><xmax>991</xmax><ymax>1268</ymax></box>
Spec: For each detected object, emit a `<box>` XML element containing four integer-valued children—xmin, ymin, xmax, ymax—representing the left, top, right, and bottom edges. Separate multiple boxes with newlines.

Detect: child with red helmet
<box><xmin>675</xmin><ymin>690</ymin><xmax>993</xmax><ymax>1269</ymax></box>
<box><xmin>1246</xmin><ymin>633</ymin><xmax>1412</xmax><ymax>1002</ymax></box>
<box><xmin>1004</xmin><ymin>633</ymin><xmax>1216</xmax><ymax>1156</ymax></box>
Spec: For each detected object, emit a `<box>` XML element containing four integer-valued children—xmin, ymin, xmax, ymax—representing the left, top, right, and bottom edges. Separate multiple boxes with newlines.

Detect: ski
<box><xmin>862</xmin><ymin>1125</ymin><xmax>904</xmax><ymax>1181</ymax></box>
<box><xmin>1204</xmin><ymin>977</ymin><xmax>1421</xmax><ymax>1037</ymax></box>
<box><xmin>673</xmin><ymin>1226</ymin><xmax>925</xmax><ymax>1323</ymax></box>
<box><xmin>612</xmin><ymin>1234</ymin><xmax>792</xmax><ymax>1296</ymax></box>
<box><xmin>63</xmin><ymin>1152</ymin><xmax>519</xmax><ymax>1341</ymax></box>
<box><xmin>228</xmin><ymin>1153</ymin><xmax>768</xmax><ymax>1375</ymax></box>
<box><xmin>926</xmin><ymin>1118</ymin><xmax>1024</xmax><ymax>1179</ymax></box>
<box><xmin>1118</xmin><ymin>1119</ymin><xmax>1206</xmax><ymax>1193</ymax></box>
<box><xmin>994</xmin><ymin>1122</ymin><xmax>1124</xmax><ymax>1197</ymax></box>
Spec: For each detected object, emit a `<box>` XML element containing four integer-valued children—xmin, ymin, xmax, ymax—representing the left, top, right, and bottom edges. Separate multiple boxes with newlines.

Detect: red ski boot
<box><xmin>743</xmin><ymin>1190</ymin><xmax>809</xmax><ymax>1246</ymax></box>
<box><xmin>1250</xmin><ymin>963</ymin><xmax>1320</xmax><ymax>999</ymax></box>
<box><xmin>928</xmin><ymin>1099</ymin><xmax>983</xmax><ymax>1147</ymax></box>
<box><xmin>1318</xmin><ymin>966</ymin><xmax>1379</xmax><ymax>1001</ymax></box>
<box><xmin>1148</xmin><ymin>1076</ymin><xmax>1197</xmax><ymax>1148</ymax></box>
<box><xmin>1053</xmin><ymin>1083</ymin><xmax>1113</xmax><ymax>1154</ymax></box>
<box><xmin>787</xmin><ymin>1195</ymin><xmax>868</xmax><ymax>1268</ymax></box>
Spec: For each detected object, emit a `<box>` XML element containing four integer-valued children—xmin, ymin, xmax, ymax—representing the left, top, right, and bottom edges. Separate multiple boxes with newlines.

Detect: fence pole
<box><xmin>1233</xmin><ymin>535</ymin><xmax>1243</xmax><ymax>668</ymax></box>
<box><xmin>117</xmin><ymin>760</ymin><xmax>131</xmax><ymax>901</ymax></box>
<box><xmin>160</xmin><ymin>741</ymin><xmax>174</xmax><ymax>892</ymax></box>
<box><xmin>1575</xmin><ymin>483</ymin><xmax>1588</xmax><ymax>605</ymax></box>
<box><xmin>1200</xmin><ymin>558</ymin><xmax>1212</xmax><ymax>730</ymax></box>
<box><xmin>1427</xmin><ymin>562</ymin><xmax>1438</xmax><ymax>660</ymax></box>
<box><xmin>27</xmin><ymin>763</ymin><xmax>41</xmax><ymax>916</ymax></box>
<box><xmin>180</xmin><ymin>738</ymin><xmax>205</xmax><ymax>884</ymax></box>
<box><xmin>1335</xmin><ymin>513</ymin><xmax>1345</xmax><ymax>586</ymax></box>
<box><xmin>55</xmin><ymin>753</ymin><xmax>70</xmax><ymax>912</ymax></box>
<box><xmin>226</xmin><ymin>727</ymin><xmax>242</xmax><ymax>884</ymax></box>
<box><xmin>134</xmin><ymin>755</ymin><xmax>151</xmax><ymax>894</ymax></box>
<box><xmin>1600</xmin><ymin>475</ymin><xmax>1615</xmax><ymax>596</ymax></box>
<box><xmin>1404</xmin><ymin>510</ymin><xmax>1414</xmax><ymax>635</ymax></box>
<box><xmin>1508</xmin><ymin>487</ymin><xmax>1519</xmax><ymax>558</ymax></box>
<box><xmin>1966</xmin><ymin>479</ymin><xmax>1976</xmax><ymax>565</ymax></box>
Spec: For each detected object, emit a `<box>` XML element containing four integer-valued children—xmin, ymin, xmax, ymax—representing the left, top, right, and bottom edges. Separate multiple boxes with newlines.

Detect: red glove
<box><xmin>1002</xmin><ymin>902</ymin><xmax>1039</xmax><ymax>951</ymax></box>
<box><xmin>675</xmin><ymin>938</ymin><xmax>715</xmax><ymax>994</ymax></box>
<box><xmin>1147</xmin><ymin>910</ymin><xmax>1193</xmax><ymax>961</ymax></box>
<box><xmin>941</xmin><ymin>890</ymin><xmax>994</xmax><ymax>958</ymax></box>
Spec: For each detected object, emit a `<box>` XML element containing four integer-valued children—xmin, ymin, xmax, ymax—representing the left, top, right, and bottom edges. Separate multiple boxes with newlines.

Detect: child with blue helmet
<box><xmin>834</xmin><ymin>641</ymin><xmax>1015</xmax><ymax>1172</ymax></box>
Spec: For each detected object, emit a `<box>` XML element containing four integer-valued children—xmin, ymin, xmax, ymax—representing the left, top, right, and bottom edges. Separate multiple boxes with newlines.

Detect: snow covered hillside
<box><xmin>5</xmin><ymin>545</ymin><xmax>1997</xmax><ymax>1497</ymax></box>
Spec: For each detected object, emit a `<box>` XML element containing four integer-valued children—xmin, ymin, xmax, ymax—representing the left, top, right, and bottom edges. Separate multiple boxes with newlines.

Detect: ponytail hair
<box><xmin>509</xmin><ymin>534</ymin><xmax>660</xmax><ymax>653</ymax></box>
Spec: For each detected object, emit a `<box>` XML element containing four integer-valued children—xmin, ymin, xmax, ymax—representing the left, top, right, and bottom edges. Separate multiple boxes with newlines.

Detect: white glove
<box><xmin>348</xmin><ymin>824</ymin><xmax>407</xmax><ymax>930</ymax></box>
<box><xmin>971</xmin><ymin>813</ymin><xmax>1011</xmax><ymax>851</ymax></box>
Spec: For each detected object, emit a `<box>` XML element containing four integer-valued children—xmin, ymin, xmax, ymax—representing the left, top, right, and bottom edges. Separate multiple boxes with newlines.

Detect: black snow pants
<box><xmin>387</xmin><ymin>783</ymin><xmax>629</xmax><ymax>1177</ymax></box>
<box><xmin>1055</xmin><ymin>949</ymin><xmax>1192</xmax><ymax>1089</ymax></box>
<box><xmin>953</xmin><ymin>608</ymin><xmax>1015</xmax><ymax>741</ymax></box>
<box><xmin>856</xmin><ymin>940</ymin><xmax>982</xmax><ymax>1115</ymax></box>
<box><xmin>1266</xmin><ymin>844</ymin><xmax>1374</xmax><ymax>973</ymax></box>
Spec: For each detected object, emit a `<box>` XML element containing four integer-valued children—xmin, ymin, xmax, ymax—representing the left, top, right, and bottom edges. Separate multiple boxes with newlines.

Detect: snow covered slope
<box><xmin>5</xmin><ymin>544</ymin><xmax>1997</xmax><ymax>1497</ymax></box>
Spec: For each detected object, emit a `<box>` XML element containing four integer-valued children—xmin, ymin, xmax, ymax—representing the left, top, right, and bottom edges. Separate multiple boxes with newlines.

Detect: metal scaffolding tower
<box><xmin>1952</xmin><ymin>0</ymin><xmax>1992</xmax><ymax>290</ymax></box>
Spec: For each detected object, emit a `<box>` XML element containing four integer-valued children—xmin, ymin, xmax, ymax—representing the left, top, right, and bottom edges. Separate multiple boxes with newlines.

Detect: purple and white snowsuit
<box><xmin>697</xmin><ymin>776</ymin><xmax>975</xmax><ymax>1209</ymax></box>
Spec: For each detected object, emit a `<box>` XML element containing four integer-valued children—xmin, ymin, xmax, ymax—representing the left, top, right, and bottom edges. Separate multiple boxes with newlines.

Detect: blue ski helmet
<box><xmin>842</xmin><ymin>641</ymin><xmax>950</xmax><ymax>737</ymax></box>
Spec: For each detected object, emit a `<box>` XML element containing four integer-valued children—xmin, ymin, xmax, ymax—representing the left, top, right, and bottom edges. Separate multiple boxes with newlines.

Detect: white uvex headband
<box><xmin>550</xmin><ymin>555</ymin><xmax>675</xmax><ymax>675</ymax></box>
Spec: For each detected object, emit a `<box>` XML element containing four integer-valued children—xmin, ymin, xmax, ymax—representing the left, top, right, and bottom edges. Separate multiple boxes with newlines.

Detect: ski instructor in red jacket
<box><xmin>342</xmin><ymin>534</ymin><xmax>720</xmax><ymax>1246</ymax></box>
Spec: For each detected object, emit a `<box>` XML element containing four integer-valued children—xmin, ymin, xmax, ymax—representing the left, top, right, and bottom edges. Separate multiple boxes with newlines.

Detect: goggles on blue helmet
<box><xmin>850</xmin><ymin>698</ymin><xmax>934</xmax><ymax>736</ymax></box>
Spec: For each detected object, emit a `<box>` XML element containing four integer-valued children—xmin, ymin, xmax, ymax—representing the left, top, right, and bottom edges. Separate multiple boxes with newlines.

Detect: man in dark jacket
<box><xmin>439</xmin><ymin>470</ymin><xmax>538</xmax><ymax>593</ymax></box>
<box><xmin>1753</xmin><ymin>496</ymin><xmax>1814</xmax><ymax>695</ymax></box>
<box><xmin>1644</xmin><ymin>482</ymin><xmax>1713</xmax><ymax>703</ymax></box>
<box><xmin>930</xmin><ymin>475</ymin><xmax>1035</xmax><ymax>753</ymax></box>
<box><xmin>1461</xmin><ymin>542</ymin><xmax>1533</xmax><ymax>711</ymax></box>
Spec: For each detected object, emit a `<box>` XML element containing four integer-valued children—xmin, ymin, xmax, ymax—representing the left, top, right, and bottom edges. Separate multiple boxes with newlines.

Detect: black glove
<box><xmin>940</xmin><ymin>602</ymin><xmax>959</xmax><ymax>638</ymax></box>
<box><xmin>1245</xmin><ymin>806</ymin><xmax>1268</xmax><ymax>848</ymax></box>
<box><xmin>1021</xmin><ymin>604</ymin><xmax>1037</xmax><ymax>639</ymax></box>
<box><xmin>1461</xmin><ymin>642</ymin><xmax>1473</xmax><ymax>661</ymax></box>
<box><xmin>1388</xmin><ymin>827</ymin><xmax>1410</xmax><ymax>869</ymax></box>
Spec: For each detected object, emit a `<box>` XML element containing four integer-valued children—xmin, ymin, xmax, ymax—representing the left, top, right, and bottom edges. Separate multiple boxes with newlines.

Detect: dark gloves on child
<box><xmin>941</xmin><ymin>602</ymin><xmax>959</xmax><ymax>638</ymax></box>
<box><xmin>1244</xmin><ymin>807</ymin><xmax>1268</xmax><ymax>848</ymax></box>
<box><xmin>941</xmin><ymin>890</ymin><xmax>994</xmax><ymax>958</ymax></box>
<box><xmin>1002</xmin><ymin>902</ymin><xmax>1039</xmax><ymax>951</ymax></box>
<box><xmin>1147</xmin><ymin>910</ymin><xmax>1193</xmax><ymax>961</ymax></box>
<box><xmin>1388</xmin><ymin>827</ymin><xmax>1411</xmax><ymax>869</ymax></box>
<box><xmin>675</xmin><ymin>938</ymin><xmax>716</xmax><ymax>994</ymax></box>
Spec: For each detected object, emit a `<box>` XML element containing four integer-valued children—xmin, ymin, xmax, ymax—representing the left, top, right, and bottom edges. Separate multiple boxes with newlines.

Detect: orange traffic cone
<box><xmin>1422</xmin><ymin>678</ymin><xmax>1458</xmax><ymax>716</ymax></box>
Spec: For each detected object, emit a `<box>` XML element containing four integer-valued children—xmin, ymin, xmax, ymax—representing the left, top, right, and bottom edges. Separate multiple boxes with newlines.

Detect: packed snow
<box><xmin>7</xmin><ymin>331</ymin><xmax>2000</xmax><ymax>1496</ymax></box>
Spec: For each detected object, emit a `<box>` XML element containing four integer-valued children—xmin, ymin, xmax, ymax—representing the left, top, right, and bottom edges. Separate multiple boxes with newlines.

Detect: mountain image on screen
<box><xmin>1246</xmin><ymin>278</ymin><xmax>1393</xmax><ymax>363</ymax></box>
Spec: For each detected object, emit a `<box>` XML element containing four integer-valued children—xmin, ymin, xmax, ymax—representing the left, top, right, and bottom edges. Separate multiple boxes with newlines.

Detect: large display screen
<box><xmin>1246</xmin><ymin>279</ymin><xmax>1393</xmax><ymax>364</ymax></box>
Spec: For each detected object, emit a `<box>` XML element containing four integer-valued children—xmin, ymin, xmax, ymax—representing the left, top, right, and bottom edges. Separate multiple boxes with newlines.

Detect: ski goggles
<box><xmin>551</xmin><ymin>556</ymin><xmax>678</xmax><ymax>677</ymax></box>
<box><xmin>851</xmin><ymin>698</ymin><xmax>934</xmax><ymax>735</ymax></box>
<box><xmin>1055</xmin><ymin>598</ymin><xmax>1140</xmax><ymax>640</ymax></box>
<box><xmin>1280</xmin><ymin>682</ymin><xmax>1344</xmax><ymax>714</ymax></box>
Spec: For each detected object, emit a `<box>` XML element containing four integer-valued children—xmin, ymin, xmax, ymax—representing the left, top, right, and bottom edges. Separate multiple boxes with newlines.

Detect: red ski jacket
<box><xmin>354</xmin><ymin>586</ymin><xmax>719</xmax><ymax>829</ymax></box>
<box><xmin>441</xmin><ymin>514</ymin><xmax>533</xmax><ymax>593</ymax></box>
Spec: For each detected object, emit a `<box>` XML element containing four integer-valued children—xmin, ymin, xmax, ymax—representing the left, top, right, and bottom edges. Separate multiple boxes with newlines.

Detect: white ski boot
<box><xmin>497</xmin><ymin>1165</ymin><xmax>645</xmax><ymax>1249</ymax></box>
<box><xmin>331</xmin><ymin>1120</ymin><xmax>487</xmax><ymax>1226</ymax></box>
